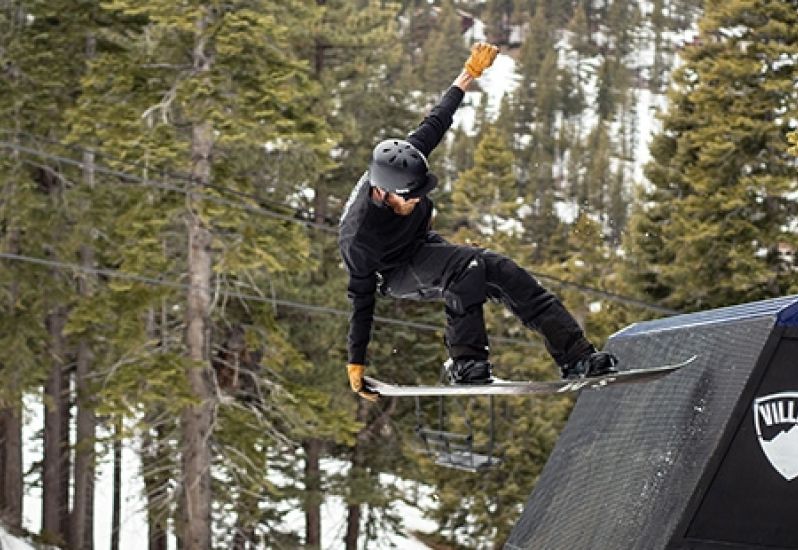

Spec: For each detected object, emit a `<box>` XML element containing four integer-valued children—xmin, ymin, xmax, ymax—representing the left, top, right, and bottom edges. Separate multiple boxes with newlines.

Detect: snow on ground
<box><xmin>277</xmin><ymin>493</ymin><xmax>436</xmax><ymax>550</ymax></box>
<box><xmin>477</xmin><ymin>53</ymin><xmax>521</xmax><ymax>118</ymax></box>
<box><xmin>93</xmin><ymin>437</ymin><xmax>153</xmax><ymax>548</ymax></box>
<box><xmin>276</xmin><ymin>459</ymin><xmax>438</xmax><ymax>549</ymax></box>
<box><xmin>20</xmin><ymin>399</ymin><xmax>437</xmax><ymax>549</ymax></box>
<box><xmin>453</xmin><ymin>53</ymin><xmax>520</xmax><ymax>135</ymax></box>
<box><xmin>464</xmin><ymin>14</ymin><xmax>486</xmax><ymax>43</ymax></box>
<box><xmin>0</xmin><ymin>526</ymin><xmax>35</xmax><ymax>550</ymax></box>
<box><xmin>453</xmin><ymin>42</ymin><xmax>661</xmax><ymax>190</ymax></box>
<box><xmin>22</xmin><ymin>396</ymin><xmax>157</xmax><ymax>549</ymax></box>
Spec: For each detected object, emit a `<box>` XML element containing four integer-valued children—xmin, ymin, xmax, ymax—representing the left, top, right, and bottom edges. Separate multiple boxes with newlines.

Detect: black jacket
<box><xmin>339</xmin><ymin>86</ymin><xmax>465</xmax><ymax>364</ymax></box>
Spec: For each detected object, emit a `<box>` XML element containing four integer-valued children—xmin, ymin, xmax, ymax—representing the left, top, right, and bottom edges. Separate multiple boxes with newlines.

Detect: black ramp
<box><xmin>505</xmin><ymin>295</ymin><xmax>798</xmax><ymax>550</ymax></box>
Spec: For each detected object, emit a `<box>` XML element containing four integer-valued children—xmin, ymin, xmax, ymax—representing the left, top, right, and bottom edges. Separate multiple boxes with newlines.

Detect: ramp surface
<box><xmin>506</xmin><ymin>295</ymin><xmax>798</xmax><ymax>550</ymax></box>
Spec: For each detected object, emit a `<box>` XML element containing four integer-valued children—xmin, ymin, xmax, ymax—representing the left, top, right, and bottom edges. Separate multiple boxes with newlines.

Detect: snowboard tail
<box><xmin>364</xmin><ymin>355</ymin><xmax>697</xmax><ymax>397</ymax></box>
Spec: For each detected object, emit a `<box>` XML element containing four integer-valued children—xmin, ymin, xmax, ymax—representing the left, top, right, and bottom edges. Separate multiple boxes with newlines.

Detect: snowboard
<box><xmin>364</xmin><ymin>355</ymin><xmax>697</xmax><ymax>397</ymax></box>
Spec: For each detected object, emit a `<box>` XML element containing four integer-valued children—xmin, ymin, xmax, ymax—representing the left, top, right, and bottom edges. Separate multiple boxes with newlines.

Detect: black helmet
<box><xmin>368</xmin><ymin>139</ymin><xmax>438</xmax><ymax>198</ymax></box>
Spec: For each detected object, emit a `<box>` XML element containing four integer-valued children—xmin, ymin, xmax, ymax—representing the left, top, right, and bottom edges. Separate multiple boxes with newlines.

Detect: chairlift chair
<box><xmin>412</xmin><ymin>363</ymin><xmax>502</xmax><ymax>472</ymax></box>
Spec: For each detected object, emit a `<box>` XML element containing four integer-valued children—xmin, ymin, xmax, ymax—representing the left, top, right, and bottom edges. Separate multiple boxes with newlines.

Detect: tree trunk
<box><xmin>312</xmin><ymin>1</ymin><xmax>329</xmax><ymax>230</ymax></box>
<box><xmin>71</xmin><ymin>196</ymin><xmax>97</xmax><ymax>549</ymax></box>
<box><xmin>71</xmin><ymin>333</ymin><xmax>96</xmax><ymax>549</ymax></box>
<box><xmin>43</xmin><ymin>308</ymin><xmax>69</xmax><ymax>545</ymax></box>
<box><xmin>143</xmin><ymin>308</ymin><xmax>170</xmax><ymax>550</ymax></box>
<box><xmin>306</xmin><ymin>26</ymin><xmax>327</xmax><ymax>546</ymax></box>
<box><xmin>344</xmin><ymin>502</ymin><xmax>361</xmax><ymax>550</ymax></box>
<box><xmin>181</xmin><ymin>14</ymin><xmax>216</xmax><ymax>545</ymax></box>
<box><xmin>344</xmin><ymin>398</ymin><xmax>396</xmax><ymax>550</ymax></box>
<box><xmin>111</xmin><ymin>417</ymin><xmax>122</xmax><ymax>550</ymax></box>
<box><xmin>0</xmin><ymin>403</ymin><xmax>23</xmax><ymax>533</ymax></box>
<box><xmin>182</xmin><ymin>150</ymin><xmax>215</xmax><ymax>550</ymax></box>
<box><xmin>71</xmin><ymin>70</ymin><xmax>98</xmax><ymax>543</ymax></box>
<box><xmin>60</xmin><ymin>358</ymin><xmax>71</xmax><ymax>541</ymax></box>
<box><xmin>1</xmin><ymin>229</ymin><xmax>24</xmax><ymax>533</ymax></box>
<box><xmin>142</xmin><ymin>422</ymin><xmax>170</xmax><ymax>550</ymax></box>
<box><xmin>344</xmin><ymin>402</ymin><xmax>369</xmax><ymax>550</ymax></box>
<box><xmin>304</xmin><ymin>438</ymin><xmax>323</xmax><ymax>548</ymax></box>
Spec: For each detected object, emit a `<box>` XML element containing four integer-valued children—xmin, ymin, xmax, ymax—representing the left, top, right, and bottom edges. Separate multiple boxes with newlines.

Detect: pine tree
<box><xmin>418</xmin><ymin>0</ymin><xmax>470</xmax><ymax>97</ymax></box>
<box><xmin>528</xmin><ymin>50</ymin><xmax>559</xmax><ymax>197</ymax></box>
<box><xmin>510</xmin><ymin>6</ymin><xmax>556</xmax><ymax>196</ymax></box>
<box><xmin>606</xmin><ymin>0</ymin><xmax>641</xmax><ymax>61</ymax></box>
<box><xmin>65</xmin><ymin>0</ymin><xmax>335</xmax><ymax>544</ymax></box>
<box><xmin>650</xmin><ymin>0</ymin><xmax>669</xmax><ymax>92</ymax></box>
<box><xmin>0</xmin><ymin>1</ymin><xmax>108</xmax><ymax>542</ymax></box>
<box><xmin>515</xmin><ymin>6</ymin><xmax>554</xmax><ymax>129</ymax></box>
<box><xmin>451</xmin><ymin>126</ymin><xmax>517</xmax><ymax>242</ymax></box>
<box><xmin>625</xmin><ymin>0</ymin><xmax>798</xmax><ymax>311</ymax></box>
<box><xmin>483</xmin><ymin>0</ymin><xmax>513</xmax><ymax>44</ymax></box>
<box><xmin>566</xmin><ymin>3</ymin><xmax>593</xmax><ymax>58</ymax></box>
<box><xmin>583</xmin><ymin>123</ymin><xmax>612</xmax><ymax>214</ymax></box>
<box><xmin>595</xmin><ymin>57</ymin><xmax>619</xmax><ymax>122</ymax></box>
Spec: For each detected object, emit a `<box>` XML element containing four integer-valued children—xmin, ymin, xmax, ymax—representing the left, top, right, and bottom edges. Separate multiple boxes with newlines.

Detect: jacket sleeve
<box><xmin>407</xmin><ymin>87</ymin><xmax>465</xmax><ymax>158</ymax></box>
<box><xmin>347</xmin><ymin>272</ymin><xmax>377</xmax><ymax>364</ymax></box>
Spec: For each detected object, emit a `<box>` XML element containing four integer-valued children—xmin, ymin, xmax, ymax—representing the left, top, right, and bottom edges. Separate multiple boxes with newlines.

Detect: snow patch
<box><xmin>555</xmin><ymin>199</ymin><xmax>580</xmax><ymax>224</ymax></box>
<box><xmin>22</xmin><ymin>396</ymin><xmax>154</xmax><ymax>550</ymax></box>
<box><xmin>453</xmin><ymin>53</ymin><xmax>520</xmax><ymax>135</ymax></box>
<box><xmin>21</xmin><ymin>401</ymin><xmax>436</xmax><ymax>549</ymax></box>
<box><xmin>0</xmin><ymin>527</ymin><xmax>35</xmax><ymax>550</ymax></box>
<box><xmin>275</xmin><ymin>458</ymin><xmax>438</xmax><ymax>549</ymax></box>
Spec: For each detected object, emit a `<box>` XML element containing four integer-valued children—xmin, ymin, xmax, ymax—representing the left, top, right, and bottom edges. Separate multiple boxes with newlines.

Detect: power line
<box><xmin>0</xmin><ymin>129</ymin><xmax>311</xmax><ymax>219</ymax></box>
<box><xmin>525</xmin><ymin>272</ymin><xmax>679</xmax><ymax>315</ymax></box>
<box><xmin>0</xmin><ymin>252</ymin><xmax>540</xmax><ymax>348</ymax></box>
<box><xmin>0</xmin><ymin>140</ymin><xmax>337</xmax><ymax>234</ymax></box>
<box><xmin>0</xmin><ymin>137</ymin><xmax>678</xmax><ymax>315</ymax></box>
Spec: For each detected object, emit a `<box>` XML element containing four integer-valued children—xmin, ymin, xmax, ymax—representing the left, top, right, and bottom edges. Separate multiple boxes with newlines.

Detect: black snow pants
<box><xmin>380</xmin><ymin>235</ymin><xmax>594</xmax><ymax>366</ymax></box>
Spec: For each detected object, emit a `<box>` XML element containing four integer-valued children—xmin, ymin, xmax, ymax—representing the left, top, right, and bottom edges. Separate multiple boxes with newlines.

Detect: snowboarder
<box><xmin>339</xmin><ymin>43</ymin><xmax>618</xmax><ymax>401</ymax></box>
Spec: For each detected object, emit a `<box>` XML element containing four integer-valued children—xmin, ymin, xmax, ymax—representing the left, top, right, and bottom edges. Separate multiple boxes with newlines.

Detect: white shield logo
<box><xmin>753</xmin><ymin>392</ymin><xmax>798</xmax><ymax>481</ymax></box>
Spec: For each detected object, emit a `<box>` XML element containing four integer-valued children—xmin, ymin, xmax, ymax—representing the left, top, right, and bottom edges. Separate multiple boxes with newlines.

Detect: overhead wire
<box><xmin>0</xmin><ymin>251</ymin><xmax>541</xmax><ymax>348</ymax></box>
<box><xmin>0</xmin><ymin>130</ymin><xmax>311</xmax><ymax>219</ymax></box>
<box><xmin>0</xmin><ymin>139</ymin><xmax>337</xmax><ymax>234</ymax></box>
<box><xmin>0</xmin><ymin>133</ymin><xmax>679</xmax><ymax>315</ymax></box>
<box><xmin>522</xmin><ymin>272</ymin><xmax>678</xmax><ymax>314</ymax></box>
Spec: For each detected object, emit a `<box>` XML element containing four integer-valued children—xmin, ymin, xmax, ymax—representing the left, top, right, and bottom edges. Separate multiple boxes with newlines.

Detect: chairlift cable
<box><xmin>0</xmin><ymin>135</ymin><xmax>679</xmax><ymax>315</ymax></box>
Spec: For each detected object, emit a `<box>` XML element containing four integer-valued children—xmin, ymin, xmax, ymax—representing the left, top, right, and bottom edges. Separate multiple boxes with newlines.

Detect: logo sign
<box><xmin>753</xmin><ymin>392</ymin><xmax>798</xmax><ymax>481</ymax></box>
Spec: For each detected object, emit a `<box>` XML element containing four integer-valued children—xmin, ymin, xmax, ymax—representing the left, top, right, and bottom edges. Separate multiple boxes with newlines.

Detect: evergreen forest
<box><xmin>1</xmin><ymin>0</ymin><xmax>797</xmax><ymax>548</ymax></box>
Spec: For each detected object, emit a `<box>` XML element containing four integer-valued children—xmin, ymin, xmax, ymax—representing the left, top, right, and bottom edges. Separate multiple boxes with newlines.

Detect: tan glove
<box><xmin>347</xmin><ymin>363</ymin><xmax>379</xmax><ymax>402</ymax></box>
<box><xmin>464</xmin><ymin>42</ymin><xmax>499</xmax><ymax>78</ymax></box>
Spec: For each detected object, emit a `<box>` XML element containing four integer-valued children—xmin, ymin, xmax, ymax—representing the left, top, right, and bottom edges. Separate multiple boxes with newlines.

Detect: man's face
<box><xmin>373</xmin><ymin>187</ymin><xmax>421</xmax><ymax>216</ymax></box>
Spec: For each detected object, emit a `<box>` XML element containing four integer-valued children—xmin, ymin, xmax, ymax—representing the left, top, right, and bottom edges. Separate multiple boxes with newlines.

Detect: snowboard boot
<box><xmin>560</xmin><ymin>351</ymin><xmax>619</xmax><ymax>380</ymax></box>
<box><xmin>445</xmin><ymin>357</ymin><xmax>494</xmax><ymax>385</ymax></box>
